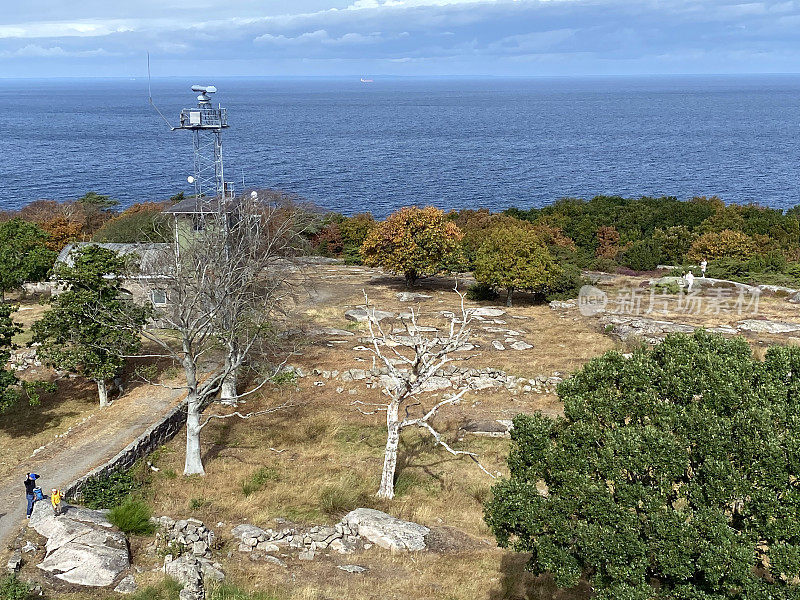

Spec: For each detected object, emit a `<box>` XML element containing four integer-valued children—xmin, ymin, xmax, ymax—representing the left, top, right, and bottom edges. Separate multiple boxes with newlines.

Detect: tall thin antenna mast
<box><xmin>146</xmin><ymin>52</ymin><xmax>175</xmax><ymax>129</ymax></box>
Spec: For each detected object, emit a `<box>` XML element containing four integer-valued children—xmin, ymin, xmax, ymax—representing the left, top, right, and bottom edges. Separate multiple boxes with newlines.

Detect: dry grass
<box><xmin>35</xmin><ymin>266</ymin><xmax>800</xmax><ymax>600</ymax></box>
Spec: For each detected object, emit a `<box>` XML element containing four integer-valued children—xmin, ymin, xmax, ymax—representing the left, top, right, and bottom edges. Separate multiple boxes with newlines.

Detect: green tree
<box><xmin>0</xmin><ymin>303</ymin><xmax>23</xmax><ymax>412</ymax></box>
<box><xmin>620</xmin><ymin>238</ymin><xmax>662</xmax><ymax>271</ymax></box>
<box><xmin>93</xmin><ymin>202</ymin><xmax>171</xmax><ymax>243</ymax></box>
<box><xmin>76</xmin><ymin>191</ymin><xmax>120</xmax><ymax>211</ymax></box>
<box><xmin>0</xmin><ymin>218</ymin><xmax>56</xmax><ymax>300</ymax></box>
<box><xmin>486</xmin><ymin>331</ymin><xmax>800</xmax><ymax>600</ymax></box>
<box><xmin>652</xmin><ymin>226</ymin><xmax>696</xmax><ymax>264</ymax></box>
<box><xmin>473</xmin><ymin>226</ymin><xmax>560</xmax><ymax>306</ymax></box>
<box><xmin>32</xmin><ymin>245</ymin><xmax>150</xmax><ymax>406</ymax></box>
<box><xmin>688</xmin><ymin>229</ymin><xmax>757</xmax><ymax>261</ymax></box>
<box><xmin>361</xmin><ymin>206</ymin><xmax>463</xmax><ymax>286</ymax></box>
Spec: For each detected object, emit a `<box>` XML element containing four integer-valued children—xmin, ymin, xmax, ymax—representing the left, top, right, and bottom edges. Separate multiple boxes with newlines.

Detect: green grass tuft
<box><xmin>241</xmin><ymin>466</ymin><xmax>279</xmax><ymax>497</ymax></box>
<box><xmin>0</xmin><ymin>575</ymin><xmax>32</xmax><ymax>600</ymax></box>
<box><xmin>107</xmin><ymin>498</ymin><xmax>155</xmax><ymax>535</ymax></box>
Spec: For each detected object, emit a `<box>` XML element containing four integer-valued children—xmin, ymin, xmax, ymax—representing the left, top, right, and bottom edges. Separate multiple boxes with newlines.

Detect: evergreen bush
<box><xmin>486</xmin><ymin>331</ymin><xmax>800</xmax><ymax>599</ymax></box>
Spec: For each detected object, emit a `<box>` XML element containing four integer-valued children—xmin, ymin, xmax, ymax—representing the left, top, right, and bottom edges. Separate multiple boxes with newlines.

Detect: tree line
<box><xmin>5</xmin><ymin>191</ymin><xmax>800</xmax><ymax>596</ymax></box>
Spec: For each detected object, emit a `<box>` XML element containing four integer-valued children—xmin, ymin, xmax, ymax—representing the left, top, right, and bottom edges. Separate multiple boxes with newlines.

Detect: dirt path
<box><xmin>0</xmin><ymin>383</ymin><xmax>185</xmax><ymax>551</ymax></box>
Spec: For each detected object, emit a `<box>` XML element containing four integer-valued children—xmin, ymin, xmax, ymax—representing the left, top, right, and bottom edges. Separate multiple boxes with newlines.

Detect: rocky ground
<box><xmin>6</xmin><ymin>262</ymin><xmax>800</xmax><ymax>599</ymax></box>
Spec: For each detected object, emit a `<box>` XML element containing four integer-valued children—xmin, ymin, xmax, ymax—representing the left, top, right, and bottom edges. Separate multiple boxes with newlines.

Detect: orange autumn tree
<box><xmin>596</xmin><ymin>225</ymin><xmax>622</xmax><ymax>259</ymax></box>
<box><xmin>361</xmin><ymin>206</ymin><xmax>463</xmax><ymax>286</ymax></box>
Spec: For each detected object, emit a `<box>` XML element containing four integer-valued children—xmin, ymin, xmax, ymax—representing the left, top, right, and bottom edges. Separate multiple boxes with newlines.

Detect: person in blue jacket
<box><xmin>24</xmin><ymin>473</ymin><xmax>39</xmax><ymax>518</ymax></box>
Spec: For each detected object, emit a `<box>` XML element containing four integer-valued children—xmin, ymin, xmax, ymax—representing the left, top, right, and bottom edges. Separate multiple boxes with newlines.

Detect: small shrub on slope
<box><xmin>107</xmin><ymin>498</ymin><xmax>154</xmax><ymax>535</ymax></box>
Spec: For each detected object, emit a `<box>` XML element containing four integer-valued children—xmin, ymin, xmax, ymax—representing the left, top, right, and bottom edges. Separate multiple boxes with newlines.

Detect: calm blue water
<box><xmin>2</xmin><ymin>76</ymin><xmax>800</xmax><ymax>217</ymax></box>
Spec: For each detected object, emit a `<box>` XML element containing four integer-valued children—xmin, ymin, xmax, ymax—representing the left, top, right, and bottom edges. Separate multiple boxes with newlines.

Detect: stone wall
<box><xmin>63</xmin><ymin>400</ymin><xmax>187</xmax><ymax>501</ymax></box>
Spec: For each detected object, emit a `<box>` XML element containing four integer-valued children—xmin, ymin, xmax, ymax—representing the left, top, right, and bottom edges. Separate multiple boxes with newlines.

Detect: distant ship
<box><xmin>360</xmin><ymin>77</ymin><xmax>374</xmax><ymax>83</ymax></box>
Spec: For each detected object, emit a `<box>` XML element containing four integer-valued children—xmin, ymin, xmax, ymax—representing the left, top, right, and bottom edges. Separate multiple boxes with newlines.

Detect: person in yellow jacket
<box><xmin>50</xmin><ymin>488</ymin><xmax>62</xmax><ymax>516</ymax></box>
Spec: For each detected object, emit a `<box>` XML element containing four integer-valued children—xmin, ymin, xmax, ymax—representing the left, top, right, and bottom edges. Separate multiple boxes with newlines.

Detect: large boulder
<box><xmin>30</xmin><ymin>502</ymin><xmax>130</xmax><ymax>588</ymax></box>
<box><xmin>341</xmin><ymin>508</ymin><xmax>429</xmax><ymax>552</ymax></box>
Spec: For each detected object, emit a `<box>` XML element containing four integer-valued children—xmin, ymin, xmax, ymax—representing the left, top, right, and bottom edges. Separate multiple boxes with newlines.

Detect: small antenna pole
<box><xmin>146</xmin><ymin>52</ymin><xmax>176</xmax><ymax>129</ymax></box>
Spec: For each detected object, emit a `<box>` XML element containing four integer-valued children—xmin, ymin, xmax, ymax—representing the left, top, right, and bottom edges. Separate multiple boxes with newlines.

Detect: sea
<box><xmin>2</xmin><ymin>75</ymin><xmax>800</xmax><ymax>217</ymax></box>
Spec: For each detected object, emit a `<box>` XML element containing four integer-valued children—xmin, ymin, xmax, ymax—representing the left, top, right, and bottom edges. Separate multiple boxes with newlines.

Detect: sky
<box><xmin>2</xmin><ymin>0</ymin><xmax>800</xmax><ymax>78</ymax></box>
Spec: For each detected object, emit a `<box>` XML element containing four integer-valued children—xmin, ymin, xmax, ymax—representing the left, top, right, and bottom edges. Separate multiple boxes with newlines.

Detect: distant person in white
<box><xmin>700</xmin><ymin>259</ymin><xmax>707</xmax><ymax>278</ymax></box>
<box><xmin>685</xmin><ymin>270</ymin><xmax>695</xmax><ymax>292</ymax></box>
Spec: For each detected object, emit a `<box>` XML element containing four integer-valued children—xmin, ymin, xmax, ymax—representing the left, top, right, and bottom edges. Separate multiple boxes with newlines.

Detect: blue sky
<box><xmin>2</xmin><ymin>0</ymin><xmax>800</xmax><ymax>78</ymax></box>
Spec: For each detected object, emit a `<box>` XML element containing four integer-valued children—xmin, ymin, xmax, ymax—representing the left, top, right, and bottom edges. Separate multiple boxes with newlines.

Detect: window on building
<box><xmin>151</xmin><ymin>289</ymin><xmax>168</xmax><ymax>306</ymax></box>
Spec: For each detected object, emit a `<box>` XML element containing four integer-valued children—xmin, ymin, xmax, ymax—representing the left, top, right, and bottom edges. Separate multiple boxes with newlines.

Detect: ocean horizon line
<box><xmin>3</xmin><ymin>72</ymin><xmax>800</xmax><ymax>82</ymax></box>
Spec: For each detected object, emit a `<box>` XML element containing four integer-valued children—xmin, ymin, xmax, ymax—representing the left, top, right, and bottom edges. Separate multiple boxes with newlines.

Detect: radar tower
<box><xmin>174</xmin><ymin>85</ymin><xmax>234</xmax><ymax>201</ymax></box>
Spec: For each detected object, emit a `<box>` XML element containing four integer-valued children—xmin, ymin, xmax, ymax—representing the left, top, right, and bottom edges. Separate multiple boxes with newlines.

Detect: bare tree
<box><xmin>353</xmin><ymin>290</ymin><xmax>495</xmax><ymax>500</ymax></box>
<box><xmin>138</xmin><ymin>192</ymin><xmax>308</xmax><ymax>475</ymax></box>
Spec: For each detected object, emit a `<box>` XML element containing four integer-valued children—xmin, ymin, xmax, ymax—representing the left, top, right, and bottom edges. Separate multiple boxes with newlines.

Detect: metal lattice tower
<box><xmin>175</xmin><ymin>85</ymin><xmax>233</xmax><ymax>200</ymax></box>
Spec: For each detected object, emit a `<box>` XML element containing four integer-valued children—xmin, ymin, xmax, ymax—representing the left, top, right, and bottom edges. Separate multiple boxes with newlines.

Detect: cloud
<box><xmin>254</xmin><ymin>29</ymin><xmax>384</xmax><ymax>45</ymax></box>
<box><xmin>0</xmin><ymin>44</ymin><xmax>112</xmax><ymax>58</ymax></box>
<box><xmin>2</xmin><ymin>0</ymin><xmax>800</xmax><ymax>75</ymax></box>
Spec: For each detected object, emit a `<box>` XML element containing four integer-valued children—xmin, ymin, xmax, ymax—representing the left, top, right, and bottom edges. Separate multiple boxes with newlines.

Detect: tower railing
<box><xmin>178</xmin><ymin>107</ymin><xmax>228</xmax><ymax>130</ymax></box>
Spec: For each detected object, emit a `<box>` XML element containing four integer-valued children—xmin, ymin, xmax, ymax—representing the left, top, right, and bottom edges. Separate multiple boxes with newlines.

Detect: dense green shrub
<box><xmin>590</xmin><ymin>257</ymin><xmax>618</xmax><ymax>273</ymax></box>
<box><xmin>652</xmin><ymin>280</ymin><xmax>680</xmax><ymax>295</ymax></box>
<box><xmin>620</xmin><ymin>238</ymin><xmax>662</xmax><ymax>271</ymax></box>
<box><xmin>486</xmin><ymin>331</ymin><xmax>800</xmax><ymax>599</ymax></box>
<box><xmin>78</xmin><ymin>469</ymin><xmax>141</xmax><ymax>509</ymax></box>
<box><xmin>652</xmin><ymin>226</ymin><xmax>696</xmax><ymax>264</ymax></box>
<box><xmin>544</xmin><ymin>263</ymin><xmax>587</xmax><ymax>302</ymax></box>
<box><xmin>0</xmin><ymin>575</ymin><xmax>32</xmax><ymax>600</ymax></box>
<box><xmin>107</xmin><ymin>498</ymin><xmax>154</xmax><ymax>535</ymax></box>
<box><xmin>466</xmin><ymin>282</ymin><xmax>499</xmax><ymax>301</ymax></box>
<box><xmin>92</xmin><ymin>202</ymin><xmax>171</xmax><ymax>243</ymax></box>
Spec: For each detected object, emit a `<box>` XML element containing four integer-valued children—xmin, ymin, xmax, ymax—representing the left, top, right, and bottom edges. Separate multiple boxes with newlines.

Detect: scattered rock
<box><xmin>262</xmin><ymin>555</ymin><xmax>288</xmax><ymax>567</ymax></box>
<box><xmin>600</xmin><ymin>315</ymin><xmax>695</xmax><ymax>343</ymax></box>
<box><xmin>312</xmin><ymin>327</ymin><xmax>355</xmax><ymax>337</ymax></box>
<box><xmin>155</xmin><ymin>515</ymin><xmax>216</xmax><ymax>558</ymax></box>
<box><xmin>419</xmin><ymin>376</ymin><xmax>452</xmax><ymax>392</ymax></box>
<box><xmin>509</xmin><ymin>340</ymin><xmax>533</xmax><ymax>351</ymax></box>
<box><xmin>461</xmin><ymin>419</ymin><xmax>513</xmax><ymax>438</ymax></box>
<box><xmin>6</xmin><ymin>551</ymin><xmax>21</xmax><ymax>574</ymax></box>
<box><xmin>492</xmin><ymin>341</ymin><xmax>505</xmax><ymax>351</ymax></box>
<box><xmin>549</xmin><ymin>300</ymin><xmax>576</xmax><ymax>310</ymax></box>
<box><xmin>342</xmin><ymin>508</ymin><xmax>430</xmax><ymax>552</ymax></box>
<box><xmin>758</xmin><ymin>284</ymin><xmax>798</xmax><ymax>296</ymax></box>
<box><xmin>114</xmin><ymin>575</ymin><xmax>137</xmax><ymax>595</ymax></box>
<box><xmin>21</xmin><ymin>541</ymin><xmax>37</xmax><ymax>553</ymax></box>
<box><xmin>345</xmin><ymin>308</ymin><xmax>395</xmax><ymax>323</ymax></box>
<box><xmin>164</xmin><ymin>553</ymin><xmax>223</xmax><ymax>587</ymax></box>
<box><xmin>337</xmin><ymin>564</ymin><xmax>368</xmax><ymax>573</ymax></box>
<box><xmin>396</xmin><ymin>292</ymin><xmax>432</xmax><ymax>302</ymax></box>
<box><xmin>469</xmin><ymin>307</ymin><xmax>506</xmax><ymax>318</ymax></box>
<box><xmin>736</xmin><ymin>319</ymin><xmax>800</xmax><ymax>334</ymax></box>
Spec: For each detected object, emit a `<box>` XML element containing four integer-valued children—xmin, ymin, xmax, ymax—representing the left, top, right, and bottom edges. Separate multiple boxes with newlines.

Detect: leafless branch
<box><xmin>198</xmin><ymin>401</ymin><xmax>293</xmax><ymax>431</ymax></box>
